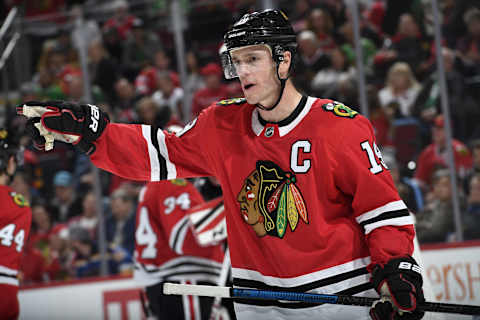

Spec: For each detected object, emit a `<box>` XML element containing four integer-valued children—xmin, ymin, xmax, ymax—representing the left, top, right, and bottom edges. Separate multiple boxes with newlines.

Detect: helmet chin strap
<box><xmin>256</xmin><ymin>64</ymin><xmax>288</xmax><ymax>111</ymax></box>
<box><xmin>8</xmin><ymin>172</ymin><xmax>15</xmax><ymax>184</ymax></box>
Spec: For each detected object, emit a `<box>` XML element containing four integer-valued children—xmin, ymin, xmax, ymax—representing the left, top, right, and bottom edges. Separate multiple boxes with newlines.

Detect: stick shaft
<box><xmin>163</xmin><ymin>283</ymin><xmax>480</xmax><ymax>316</ymax></box>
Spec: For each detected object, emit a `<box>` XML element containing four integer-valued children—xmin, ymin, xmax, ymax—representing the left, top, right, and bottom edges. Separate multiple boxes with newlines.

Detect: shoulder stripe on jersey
<box><xmin>233</xmin><ymin>267</ymin><xmax>368</xmax><ymax>293</ymax></box>
<box><xmin>193</xmin><ymin>201</ymin><xmax>224</xmax><ymax>229</ymax></box>
<box><xmin>141</xmin><ymin>125</ymin><xmax>160</xmax><ymax>181</ymax></box>
<box><xmin>364</xmin><ymin>215</ymin><xmax>414</xmax><ymax>234</ymax></box>
<box><xmin>355</xmin><ymin>200</ymin><xmax>407</xmax><ymax>224</ymax></box>
<box><xmin>234</xmin><ymin>281</ymin><xmax>373</xmax><ymax>309</ymax></box>
<box><xmin>169</xmin><ymin>216</ymin><xmax>190</xmax><ymax>254</ymax></box>
<box><xmin>151</xmin><ymin>126</ymin><xmax>168</xmax><ymax>180</ymax></box>
<box><xmin>359</xmin><ymin>209</ymin><xmax>410</xmax><ymax>228</ymax></box>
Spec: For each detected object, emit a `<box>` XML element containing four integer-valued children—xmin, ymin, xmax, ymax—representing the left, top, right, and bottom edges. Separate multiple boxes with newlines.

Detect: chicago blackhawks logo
<box><xmin>10</xmin><ymin>192</ymin><xmax>29</xmax><ymax>207</ymax></box>
<box><xmin>322</xmin><ymin>101</ymin><xmax>358</xmax><ymax>118</ymax></box>
<box><xmin>217</xmin><ymin>98</ymin><xmax>246</xmax><ymax>106</ymax></box>
<box><xmin>236</xmin><ymin>160</ymin><xmax>308</xmax><ymax>238</ymax></box>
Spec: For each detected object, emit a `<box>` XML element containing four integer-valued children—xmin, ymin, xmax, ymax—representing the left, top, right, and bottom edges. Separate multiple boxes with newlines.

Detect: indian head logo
<box><xmin>236</xmin><ymin>160</ymin><xmax>308</xmax><ymax>238</ymax></box>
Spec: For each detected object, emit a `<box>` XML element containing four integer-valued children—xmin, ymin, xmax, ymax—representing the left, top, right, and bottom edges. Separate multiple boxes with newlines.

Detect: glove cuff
<box><xmin>75</xmin><ymin>139</ymin><xmax>97</xmax><ymax>155</ymax></box>
<box><xmin>80</xmin><ymin>104</ymin><xmax>109</xmax><ymax>143</ymax></box>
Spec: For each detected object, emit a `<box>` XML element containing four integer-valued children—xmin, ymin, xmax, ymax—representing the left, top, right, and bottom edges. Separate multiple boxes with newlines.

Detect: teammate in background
<box><xmin>20</xmin><ymin>9</ymin><xmax>424</xmax><ymax>320</ymax></box>
<box><xmin>134</xmin><ymin>178</ymin><xmax>226</xmax><ymax>320</ymax></box>
<box><xmin>0</xmin><ymin>129</ymin><xmax>32</xmax><ymax>320</ymax></box>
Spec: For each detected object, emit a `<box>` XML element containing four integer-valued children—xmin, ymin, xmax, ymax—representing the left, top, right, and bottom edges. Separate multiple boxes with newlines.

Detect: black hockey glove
<box><xmin>25</xmin><ymin>118</ymin><xmax>47</xmax><ymax>151</ymax></box>
<box><xmin>370</xmin><ymin>256</ymin><xmax>425</xmax><ymax>320</ymax></box>
<box><xmin>18</xmin><ymin>101</ymin><xmax>109</xmax><ymax>155</ymax></box>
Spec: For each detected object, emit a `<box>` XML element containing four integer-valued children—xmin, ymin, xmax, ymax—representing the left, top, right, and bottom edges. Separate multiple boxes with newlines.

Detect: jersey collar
<box><xmin>251</xmin><ymin>96</ymin><xmax>315</xmax><ymax>137</ymax></box>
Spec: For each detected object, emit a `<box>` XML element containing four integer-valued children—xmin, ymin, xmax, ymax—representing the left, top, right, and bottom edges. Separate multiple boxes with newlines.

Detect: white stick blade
<box><xmin>163</xmin><ymin>283</ymin><xmax>230</xmax><ymax>298</ymax></box>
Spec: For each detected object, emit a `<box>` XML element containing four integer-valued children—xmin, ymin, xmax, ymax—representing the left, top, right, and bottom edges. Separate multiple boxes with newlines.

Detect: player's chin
<box><xmin>243</xmin><ymin>94</ymin><xmax>258</xmax><ymax>105</ymax></box>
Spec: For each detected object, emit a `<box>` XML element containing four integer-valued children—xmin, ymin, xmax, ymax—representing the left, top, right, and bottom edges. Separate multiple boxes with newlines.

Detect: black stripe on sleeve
<box><xmin>151</xmin><ymin>126</ymin><xmax>168</xmax><ymax>180</ymax></box>
<box><xmin>359</xmin><ymin>209</ymin><xmax>410</xmax><ymax>228</ymax></box>
<box><xmin>194</xmin><ymin>201</ymin><xmax>224</xmax><ymax>229</ymax></box>
<box><xmin>0</xmin><ymin>272</ymin><xmax>17</xmax><ymax>279</ymax></box>
<box><xmin>171</xmin><ymin>218</ymin><xmax>189</xmax><ymax>252</ymax></box>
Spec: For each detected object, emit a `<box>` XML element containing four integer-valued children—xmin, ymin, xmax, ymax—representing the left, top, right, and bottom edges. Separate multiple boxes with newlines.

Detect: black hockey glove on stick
<box><xmin>370</xmin><ymin>256</ymin><xmax>425</xmax><ymax>320</ymax></box>
<box><xmin>17</xmin><ymin>101</ymin><xmax>109</xmax><ymax>155</ymax></box>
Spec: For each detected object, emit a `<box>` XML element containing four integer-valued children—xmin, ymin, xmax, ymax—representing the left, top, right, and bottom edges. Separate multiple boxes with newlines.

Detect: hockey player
<box><xmin>19</xmin><ymin>9</ymin><xmax>424</xmax><ymax>320</ymax></box>
<box><xmin>0</xmin><ymin>129</ymin><xmax>32</xmax><ymax>320</ymax></box>
<box><xmin>134</xmin><ymin>179</ymin><xmax>226</xmax><ymax>320</ymax></box>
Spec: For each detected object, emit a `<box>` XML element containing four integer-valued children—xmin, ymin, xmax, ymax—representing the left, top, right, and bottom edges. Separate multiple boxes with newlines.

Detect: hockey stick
<box><xmin>163</xmin><ymin>283</ymin><xmax>480</xmax><ymax>316</ymax></box>
<box><xmin>209</xmin><ymin>247</ymin><xmax>231</xmax><ymax>320</ymax></box>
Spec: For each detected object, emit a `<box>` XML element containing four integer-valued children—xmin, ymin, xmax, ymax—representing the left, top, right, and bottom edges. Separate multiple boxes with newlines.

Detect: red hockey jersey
<box><xmin>134</xmin><ymin>179</ymin><xmax>224</xmax><ymax>287</ymax></box>
<box><xmin>0</xmin><ymin>185</ymin><xmax>32</xmax><ymax>319</ymax></box>
<box><xmin>0</xmin><ymin>185</ymin><xmax>32</xmax><ymax>286</ymax></box>
<box><xmin>92</xmin><ymin>97</ymin><xmax>415</xmax><ymax>319</ymax></box>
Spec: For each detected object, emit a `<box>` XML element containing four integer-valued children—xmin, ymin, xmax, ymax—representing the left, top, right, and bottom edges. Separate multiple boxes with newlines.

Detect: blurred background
<box><xmin>1</xmin><ymin>0</ymin><xmax>480</xmax><ymax>319</ymax></box>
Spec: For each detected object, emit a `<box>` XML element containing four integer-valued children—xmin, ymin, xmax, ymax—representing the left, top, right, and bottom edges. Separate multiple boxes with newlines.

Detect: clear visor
<box><xmin>220</xmin><ymin>51</ymin><xmax>238</xmax><ymax>80</ymax></box>
<box><xmin>220</xmin><ymin>44</ymin><xmax>273</xmax><ymax>80</ymax></box>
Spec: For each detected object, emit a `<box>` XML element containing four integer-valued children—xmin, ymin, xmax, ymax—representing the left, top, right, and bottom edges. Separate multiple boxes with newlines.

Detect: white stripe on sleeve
<box><xmin>141</xmin><ymin>125</ymin><xmax>160</xmax><ymax>181</ymax></box>
<box><xmin>169</xmin><ymin>216</ymin><xmax>190</xmax><ymax>254</ymax></box>
<box><xmin>364</xmin><ymin>215</ymin><xmax>415</xmax><ymax>234</ymax></box>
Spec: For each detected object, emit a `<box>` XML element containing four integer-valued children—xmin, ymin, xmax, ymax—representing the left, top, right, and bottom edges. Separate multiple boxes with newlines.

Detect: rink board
<box><xmin>18</xmin><ymin>241</ymin><xmax>480</xmax><ymax>320</ymax></box>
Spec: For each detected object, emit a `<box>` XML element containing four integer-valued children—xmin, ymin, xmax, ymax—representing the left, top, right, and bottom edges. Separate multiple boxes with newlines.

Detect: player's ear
<box><xmin>278</xmin><ymin>50</ymin><xmax>292</xmax><ymax>78</ymax></box>
<box><xmin>7</xmin><ymin>155</ymin><xmax>16</xmax><ymax>176</ymax></box>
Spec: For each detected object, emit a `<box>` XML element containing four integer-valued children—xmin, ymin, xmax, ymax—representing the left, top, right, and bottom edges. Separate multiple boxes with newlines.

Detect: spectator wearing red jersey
<box><xmin>103</xmin><ymin>0</ymin><xmax>136</xmax><ymax>41</ymax></box>
<box><xmin>191</xmin><ymin>63</ymin><xmax>229</xmax><ymax>118</ymax></box>
<box><xmin>135</xmin><ymin>49</ymin><xmax>178</xmax><ymax>96</ymax></box>
<box><xmin>20</xmin><ymin>243</ymin><xmax>46</xmax><ymax>285</ymax></box>
<box><xmin>414</xmin><ymin>115</ymin><xmax>473</xmax><ymax>190</ymax></box>
<box><xmin>29</xmin><ymin>202</ymin><xmax>53</xmax><ymax>252</ymax></box>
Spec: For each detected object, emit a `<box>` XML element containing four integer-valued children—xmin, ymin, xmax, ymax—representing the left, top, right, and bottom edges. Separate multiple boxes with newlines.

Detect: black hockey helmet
<box><xmin>0</xmin><ymin>128</ymin><xmax>21</xmax><ymax>175</ymax></box>
<box><xmin>222</xmin><ymin>9</ymin><xmax>297</xmax><ymax>80</ymax></box>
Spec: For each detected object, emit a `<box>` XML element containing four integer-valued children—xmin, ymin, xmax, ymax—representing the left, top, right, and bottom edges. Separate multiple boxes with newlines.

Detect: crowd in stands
<box><xmin>1</xmin><ymin>0</ymin><xmax>480</xmax><ymax>284</ymax></box>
